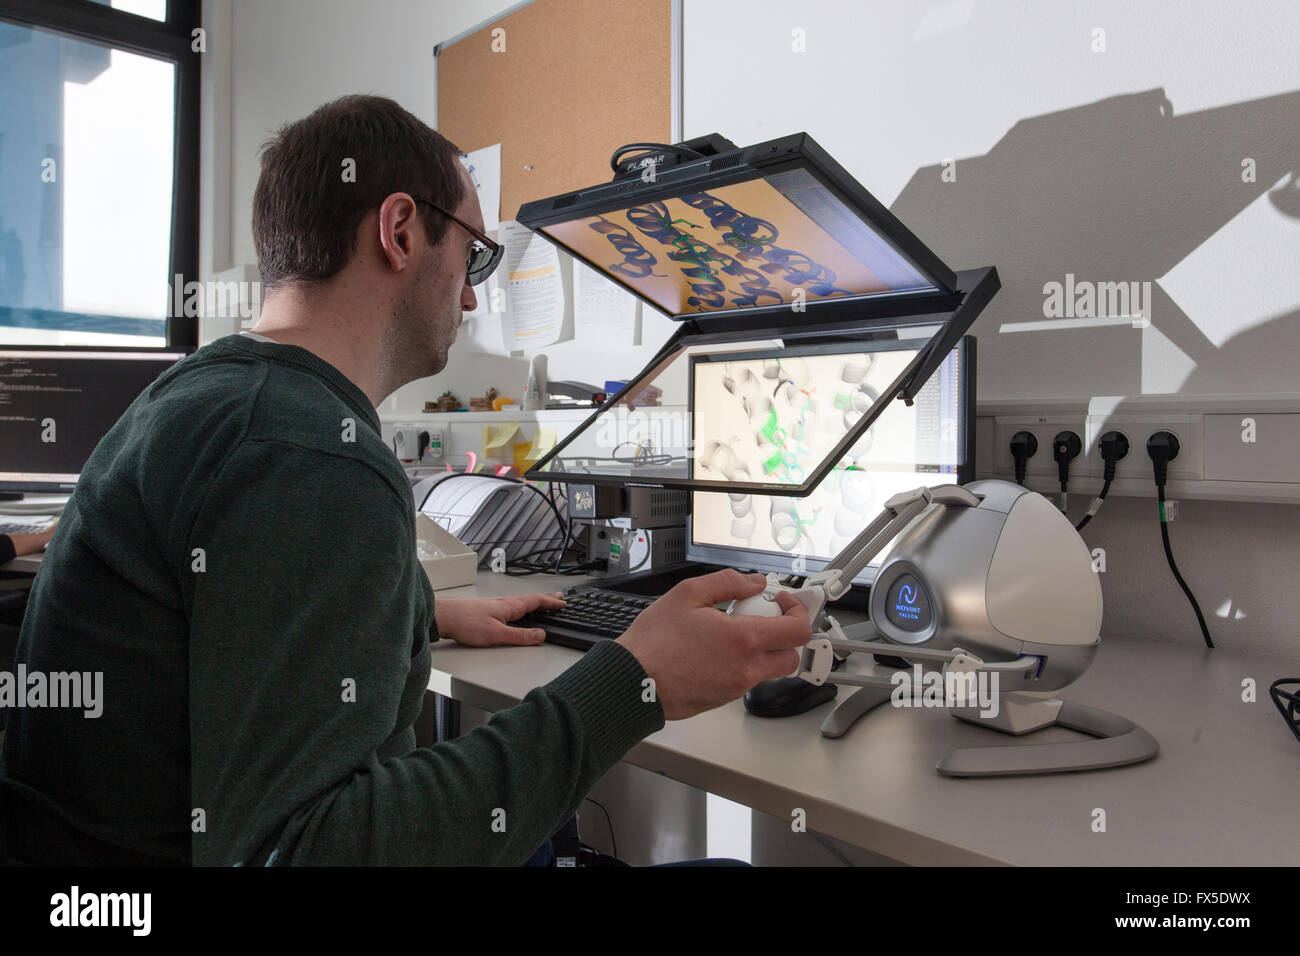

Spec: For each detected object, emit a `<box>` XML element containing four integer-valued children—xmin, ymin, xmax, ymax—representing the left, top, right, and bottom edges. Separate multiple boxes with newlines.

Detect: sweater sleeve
<box><xmin>186</xmin><ymin>439</ymin><xmax>663</xmax><ymax>866</ymax></box>
<box><xmin>0</xmin><ymin>535</ymin><xmax>15</xmax><ymax>566</ymax></box>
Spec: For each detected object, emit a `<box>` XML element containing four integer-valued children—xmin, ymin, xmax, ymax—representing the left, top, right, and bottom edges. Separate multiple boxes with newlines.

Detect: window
<box><xmin>0</xmin><ymin>0</ymin><xmax>199</xmax><ymax>349</ymax></box>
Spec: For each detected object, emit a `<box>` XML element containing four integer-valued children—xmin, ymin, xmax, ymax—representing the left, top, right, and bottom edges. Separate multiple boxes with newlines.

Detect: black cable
<box><xmin>1269</xmin><ymin>678</ymin><xmax>1300</xmax><ymax>745</ymax></box>
<box><xmin>1076</xmin><ymin>431</ymin><xmax>1129</xmax><ymax>531</ymax></box>
<box><xmin>1146</xmin><ymin>432</ymin><xmax>1213</xmax><ymax>649</ymax></box>
<box><xmin>582</xmin><ymin>796</ymin><xmax>618</xmax><ymax>860</ymax></box>
<box><xmin>1157</xmin><ymin>485</ymin><xmax>1213</xmax><ymax>648</ymax></box>
<box><xmin>1052</xmin><ymin>431</ymin><xmax>1081</xmax><ymax>514</ymax></box>
<box><xmin>1073</xmin><ymin>478</ymin><xmax>1110</xmax><ymax>530</ymax></box>
<box><xmin>504</xmin><ymin>541</ymin><xmax>593</xmax><ymax>575</ymax></box>
<box><xmin>1010</xmin><ymin>431</ymin><xmax>1037</xmax><ymax>487</ymax></box>
<box><xmin>609</xmin><ymin>142</ymin><xmax>704</xmax><ymax>174</ymax></box>
<box><xmin>626</xmin><ymin>537</ymin><xmax>652</xmax><ymax>573</ymax></box>
<box><xmin>610</xmin><ymin>441</ymin><xmax>675</xmax><ymax>466</ymax></box>
<box><xmin>503</xmin><ymin>501</ymin><xmax>590</xmax><ymax>574</ymax></box>
<box><xmin>809</xmin><ymin>831</ymin><xmax>857</xmax><ymax>867</ymax></box>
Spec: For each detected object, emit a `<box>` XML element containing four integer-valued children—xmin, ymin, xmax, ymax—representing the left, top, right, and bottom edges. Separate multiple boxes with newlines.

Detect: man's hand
<box><xmin>8</xmin><ymin>521</ymin><xmax>57</xmax><ymax>557</ymax></box>
<box><xmin>616</xmin><ymin>569</ymin><xmax>811</xmax><ymax>721</ymax></box>
<box><xmin>435</xmin><ymin>593</ymin><xmax>567</xmax><ymax>647</ymax></box>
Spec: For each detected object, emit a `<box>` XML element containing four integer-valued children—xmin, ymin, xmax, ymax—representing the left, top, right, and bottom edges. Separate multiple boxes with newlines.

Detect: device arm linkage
<box><xmin>821</xmin><ymin>485</ymin><xmax>982</xmax><ymax>601</ymax></box>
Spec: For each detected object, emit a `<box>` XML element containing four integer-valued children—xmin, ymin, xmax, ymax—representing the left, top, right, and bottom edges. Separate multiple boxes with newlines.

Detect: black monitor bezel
<box><xmin>515</xmin><ymin>132</ymin><xmax>959</xmax><ymax>323</ymax></box>
<box><xmin>524</xmin><ymin>266</ymin><xmax>998</xmax><ymax>495</ymax></box>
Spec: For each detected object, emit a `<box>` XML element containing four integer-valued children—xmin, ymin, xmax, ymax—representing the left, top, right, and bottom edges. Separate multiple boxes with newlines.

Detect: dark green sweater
<box><xmin>0</xmin><ymin>334</ymin><xmax>664</xmax><ymax>865</ymax></box>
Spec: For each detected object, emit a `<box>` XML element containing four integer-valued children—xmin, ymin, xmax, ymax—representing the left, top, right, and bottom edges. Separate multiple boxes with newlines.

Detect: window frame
<box><xmin>0</xmin><ymin>0</ymin><xmax>202</xmax><ymax>350</ymax></box>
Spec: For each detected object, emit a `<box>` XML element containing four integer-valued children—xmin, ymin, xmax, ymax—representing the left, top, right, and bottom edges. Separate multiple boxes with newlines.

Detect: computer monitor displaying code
<box><xmin>687</xmin><ymin>338</ymin><xmax>970</xmax><ymax>585</ymax></box>
<box><xmin>0</xmin><ymin>349</ymin><xmax>186</xmax><ymax>492</ymax></box>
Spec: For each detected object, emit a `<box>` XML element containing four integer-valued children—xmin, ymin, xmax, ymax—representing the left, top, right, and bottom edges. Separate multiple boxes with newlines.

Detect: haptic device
<box><xmin>726</xmin><ymin>479</ymin><xmax>1159</xmax><ymax>777</ymax></box>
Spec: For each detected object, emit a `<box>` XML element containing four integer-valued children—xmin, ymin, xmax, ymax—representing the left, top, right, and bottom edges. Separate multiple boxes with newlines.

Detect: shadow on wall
<box><xmin>891</xmin><ymin>88</ymin><xmax>1300</xmax><ymax>399</ymax></box>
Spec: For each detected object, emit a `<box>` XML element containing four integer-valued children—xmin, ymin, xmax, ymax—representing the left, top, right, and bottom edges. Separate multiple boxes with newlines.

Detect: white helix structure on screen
<box><xmin>697</xmin><ymin>352</ymin><xmax>882</xmax><ymax>561</ymax></box>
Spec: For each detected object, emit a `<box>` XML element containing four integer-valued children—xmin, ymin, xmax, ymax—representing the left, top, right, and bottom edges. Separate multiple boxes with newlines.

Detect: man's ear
<box><xmin>376</xmin><ymin>192</ymin><xmax>420</xmax><ymax>274</ymax></box>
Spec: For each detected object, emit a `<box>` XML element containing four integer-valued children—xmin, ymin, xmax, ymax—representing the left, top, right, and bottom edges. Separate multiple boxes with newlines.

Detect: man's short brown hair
<box><xmin>252</xmin><ymin>94</ymin><xmax>465</xmax><ymax>290</ymax></box>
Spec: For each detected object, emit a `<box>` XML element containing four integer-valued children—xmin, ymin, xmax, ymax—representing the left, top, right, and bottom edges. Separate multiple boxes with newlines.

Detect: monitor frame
<box><xmin>523</xmin><ymin>266</ymin><xmax>998</xmax><ymax>495</ymax></box>
<box><xmin>0</xmin><ymin>345</ymin><xmax>190</xmax><ymax>494</ymax></box>
<box><xmin>516</xmin><ymin>132</ymin><xmax>959</xmax><ymax>323</ymax></box>
<box><xmin>684</xmin><ymin>336</ymin><xmax>976</xmax><ymax>586</ymax></box>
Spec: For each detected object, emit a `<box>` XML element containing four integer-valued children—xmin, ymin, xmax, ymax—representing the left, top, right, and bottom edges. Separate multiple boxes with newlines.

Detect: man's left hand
<box><xmin>435</xmin><ymin>593</ymin><xmax>566</xmax><ymax>647</ymax></box>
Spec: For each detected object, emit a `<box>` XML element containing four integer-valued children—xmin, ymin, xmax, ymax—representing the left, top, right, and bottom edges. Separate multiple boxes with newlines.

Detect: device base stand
<box><xmin>939</xmin><ymin>697</ymin><xmax>1159</xmax><ymax>777</ymax></box>
<box><xmin>819</xmin><ymin>685</ymin><xmax>895</xmax><ymax>738</ymax></box>
<box><xmin>820</xmin><ymin>687</ymin><xmax>1159</xmax><ymax>777</ymax></box>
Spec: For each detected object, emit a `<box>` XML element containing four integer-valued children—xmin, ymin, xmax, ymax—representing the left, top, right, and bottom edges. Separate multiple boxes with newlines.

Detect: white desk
<box><xmin>429</xmin><ymin>570</ymin><xmax>1300</xmax><ymax>866</ymax></box>
<box><xmin>0</xmin><ymin>553</ymin><xmax>43</xmax><ymax>575</ymax></box>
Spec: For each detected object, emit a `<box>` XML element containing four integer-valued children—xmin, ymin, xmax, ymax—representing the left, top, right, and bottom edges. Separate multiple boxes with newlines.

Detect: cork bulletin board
<box><xmin>435</xmin><ymin>0</ymin><xmax>674</xmax><ymax>222</ymax></box>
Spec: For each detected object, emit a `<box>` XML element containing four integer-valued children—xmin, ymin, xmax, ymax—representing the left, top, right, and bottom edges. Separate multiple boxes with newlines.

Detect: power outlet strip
<box><xmin>389</xmin><ymin>424</ymin><xmax>444</xmax><ymax>463</ymax></box>
<box><xmin>979</xmin><ymin>395</ymin><xmax>1300</xmax><ymax>503</ymax></box>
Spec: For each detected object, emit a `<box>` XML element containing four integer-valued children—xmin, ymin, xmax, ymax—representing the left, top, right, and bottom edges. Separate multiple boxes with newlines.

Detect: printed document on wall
<box><xmin>574</xmin><ymin>260</ymin><xmax>639</xmax><ymax>348</ymax></box>
<box><xmin>499</xmin><ymin>219</ymin><xmax>564</xmax><ymax>351</ymax></box>
<box><xmin>460</xmin><ymin>144</ymin><xmax>501</xmax><ymax>231</ymax></box>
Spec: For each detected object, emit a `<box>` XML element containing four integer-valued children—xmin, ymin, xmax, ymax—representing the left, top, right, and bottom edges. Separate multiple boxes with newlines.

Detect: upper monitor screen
<box><xmin>539</xmin><ymin>168</ymin><xmax>938</xmax><ymax>316</ymax></box>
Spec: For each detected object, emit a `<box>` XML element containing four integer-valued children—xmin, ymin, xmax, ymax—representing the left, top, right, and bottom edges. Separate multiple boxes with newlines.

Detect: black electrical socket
<box><xmin>1146</xmin><ymin>431</ymin><xmax>1181</xmax><ymax>487</ymax></box>
<box><xmin>1010</xmin><ymin>431</ymin><xmax>1038</xmax><ymax>485</ymax></box>
<box><xmin>1053</xmin><ymin>431</ymin><xmax>1082</xmax><ymax>488</ymax></box>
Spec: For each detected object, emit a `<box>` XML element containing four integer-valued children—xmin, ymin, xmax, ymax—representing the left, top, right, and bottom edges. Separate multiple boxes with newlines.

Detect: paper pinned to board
<box><xmin>574</xmin><ymin>260</ymin><xmax>639</xmax><ymax>348</ymax></box>
<box><xmin>460</xmin><ymin>144</ymin><xmax>501</xmax><ymax>231</ymax></box>
<box><xmin>483</xmin><ymin>421</ymin><xmax>520</xmax><ymax>456</ymax></box>
<box><xmin>499</xmin><ymin>219</ymin><xmax>565</xmax><ymax>351</ymax></box>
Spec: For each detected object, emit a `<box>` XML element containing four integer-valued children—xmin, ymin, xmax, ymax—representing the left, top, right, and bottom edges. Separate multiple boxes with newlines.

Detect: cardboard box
<box><xmin>415</xmin><ymin>513</ymin><xmax>478</xmax><ymax>590</ymax></box>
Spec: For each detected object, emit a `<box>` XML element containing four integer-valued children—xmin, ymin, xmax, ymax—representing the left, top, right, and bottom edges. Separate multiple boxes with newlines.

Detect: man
<box><xmin>0</xmin><ymin>95</ymin><xmax>809</xmax><ymax>866</ymax></box>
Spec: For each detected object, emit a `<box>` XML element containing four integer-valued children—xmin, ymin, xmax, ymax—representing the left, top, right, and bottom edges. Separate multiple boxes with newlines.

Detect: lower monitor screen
<box><xmin>689</xmin><ymin>340</ymin><xmax>965</xmax><ymax>584</ymax></box>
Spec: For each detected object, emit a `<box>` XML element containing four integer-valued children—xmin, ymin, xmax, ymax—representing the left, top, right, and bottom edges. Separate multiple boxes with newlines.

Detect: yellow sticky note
<box><xmin>512</xmin><ymin>441</ymin><xmax>536</xmax><ymax>475</ymax></box>
<box><xmin>483</xmin><ymin>421</ymin><xmax>519</xmax><ymax>455</ymax></box>
<box><xmin>529</xmin><ymin>427</ymin><xmax>557</xmax><ymax>460</ymax></box>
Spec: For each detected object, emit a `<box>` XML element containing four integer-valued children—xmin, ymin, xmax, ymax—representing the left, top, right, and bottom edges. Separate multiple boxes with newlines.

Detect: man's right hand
<box><xmin>615</xmin><ymin>569</ymin><xmax>812</xmax><ymax>721</ymax></box>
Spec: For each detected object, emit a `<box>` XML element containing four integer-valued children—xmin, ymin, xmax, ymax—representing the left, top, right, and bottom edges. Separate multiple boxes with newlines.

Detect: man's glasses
<box><xmin>413</xmin><ymin>198</ymin><xmax>503</xmax><ymax>286</ymax></box>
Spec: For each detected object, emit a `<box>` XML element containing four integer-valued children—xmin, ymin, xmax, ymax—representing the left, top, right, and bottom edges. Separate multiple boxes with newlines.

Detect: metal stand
<box><xmin>820</xmin><ymin>685</ymin><xmax>895</xmax><ymax>737</ymax></box>
<box><xmin>938</xmin><ymin>697</ymin><xmax>1159</xmax><ymax>777</ymax></box>
<box><xmin>819</xmin><ymin>681</ymin><xmax>1159</xmax><ymax>777</ymax></box>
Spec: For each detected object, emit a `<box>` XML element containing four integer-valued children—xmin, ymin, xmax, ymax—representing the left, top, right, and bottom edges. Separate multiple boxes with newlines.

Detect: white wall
<box><xmin>684</xmin><ymin>0</ymin><xmax>1300</xmax><ymax>401</ymax></box>
<box><xmin>202</xmin><ymin>0</ymin><xmax>1300</xmax><ymax>656</ymax></box>
<box><xmin>683</xmin><ymin>0</ymin><xmax>1300</xmax><ymax>657</ymax></box>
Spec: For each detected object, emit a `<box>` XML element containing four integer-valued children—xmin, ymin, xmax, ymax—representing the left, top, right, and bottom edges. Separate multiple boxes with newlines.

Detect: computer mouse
<box><xmin>744</xmin><ymin>676</ymin><xmax>837</xmax><ymax>718</ymax></box>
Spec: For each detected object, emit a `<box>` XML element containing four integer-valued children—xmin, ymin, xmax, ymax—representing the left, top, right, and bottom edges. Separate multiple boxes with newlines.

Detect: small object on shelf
<box><xmin>607</xmin><ymin>381</ymin><xmax>662</xmax><ymax>409</ymax></box>
<box><xmin>546</xmin><ymin>379</ymin><xmax>606</xmax><ymax>408</ymax></box>
<box><xmin>469</xmin><ymin>387</ymin><xmax>498</xmax><ymax>412</ymax></box>
<box><xmin>492</xmin><ymin>396</ymin><xmax>516</xmax><ymax>412</ymax></box>
<box><xmin>429</xmin><ymin>390</ymin><xmax>460</xmax><ymax>413</ymax></box>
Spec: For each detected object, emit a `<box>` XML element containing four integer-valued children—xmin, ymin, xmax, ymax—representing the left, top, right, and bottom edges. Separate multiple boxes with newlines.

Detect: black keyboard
<box><xmin>522</xmin><ymin>587</ymin><xmax>655</xmax><ymax>650</ymax></box>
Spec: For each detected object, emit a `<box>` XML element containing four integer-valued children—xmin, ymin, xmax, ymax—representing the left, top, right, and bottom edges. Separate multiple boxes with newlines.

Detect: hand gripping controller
<box><xmin>725</xmin><ymin>572</ymin><xmax>838</xmax><ymax>681</ymax></box>
<box><xmin>723</xmin><ymin>485</ymin><xmax>983</xmax><ymax>684</ymax></box>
